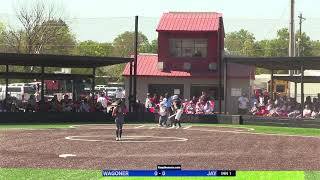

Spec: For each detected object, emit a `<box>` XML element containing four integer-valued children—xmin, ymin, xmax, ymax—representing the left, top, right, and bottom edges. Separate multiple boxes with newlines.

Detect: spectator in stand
<box><xmin>159</xmin><ymin>95</ymin><xmax>164</xmax><ymax>103</ymax></box>
<box><xmin>49</xmin><ymin>95</ymin><xmax>60</xmax><ymax>112</ymax></box>
<box><xmin>61</xmin><ymin>95</ymin><xmax>70</xmax><ymax>112</ymax></box>
<box><xmin>79</xmin><ymin>99</ymin><xmax>90</xmax><ymax>112</ymax></box>
<box><xmin>262</xmin><ymin>90</ymin><xmax>270</xmax><ymax>104</ymax></box>
<box><xmin>73</xmin><ymin>100</ymin><xmax>80</xmax><ymax>112</ymax></box>
<box><xmin>305</xmin><ymin>96</ymin><xmax>312</xmax><ymax>107</ymax></box>
<box><xmin>303</xmin><ymin>104</ymin><xmax>312</xmax><ymax>118</ymax></box>
<box><xmin>95</xmin><ymin>102</ymin><xmax>104</xmax><ymax>112</ymax></box>
<box><xmin>145</xmin><ymin>93</ymin><xmax>153</xmax><ymax>112</ymax></box>
<box><xmin>200</xmin><ymin>91</ymin><xmax>209</xmax><ymax>102</ymax></box>
<box><xmin>63</xmin><ymin>99</ymin><xmax>73</xmax><ymax>112</ymax></box>
<box><xmin>274</xmin><ymin>95</ymin><xmax>281</xmax><ymax>107</ymax></box>
<box><xmin>312</xmin><ymin>98</ymin><xmax>318</xmax><ymax>109</ymax></box>
<box><xmin>87</xmin><ymin>99</ymin><xmax>96</xmax><ymax>112</ymax></box>
<box><xmin>250</xmin><ymin>102</ymin><xmax>259</xmax><ymax>115</ymax></box>
<box><xmin>286</xmin><ymin>98</ymin><xmax>295</xmax><ymax>112</ymax></box>
<box><xmin>266</xmin><ymin>99</ymin><xmax>274</xmax><ymax>111</ymax></box>
<box><xmin>0</xmin><ymin>101</ymin><xmax>6</xmax><ymax>112</ymax></box>
<box><xmin>267</xmin><ymin>105</ymin><xmax>277</xmax><ymax>117</ymax></box>
<box><xmin>288</xmin><ymin>104</ymin><xmax>301</xmax><ymax>118</ymax></box>
<box><xmin>151</xmin><ymin>94</ymin><xmax>159</xmax><ymax>106</ymax></box>
<box><xmin>61</xmin><ymin>95</ymin><xmax>69</xmax><ymax>104</ymax></box>
<box><xmin>185</xmin><ymin>100</ymin><xmax>196</xmax><ymax>114</ymax></box>
<box><xmin>26</xmin><ymin>95</ymin><xmax>36</xmax><ymax>112</ymax></box>
<box><xmin>196</xmin><ymin>99</ymin><xmax>205</xmax><ymax>114</ymax></box>
<box><xmin>311</xmin><ymin>107</ymin><xmax>319</xmax><ymax>119</ymax></box>
<box><xmin>191</xmin><ymin>96</ymin><xmax>198</xmax><ymax>105</ymax></box>
<box><xmin>238</xmin><ymin>93</ymin><xmax>249</xmax><ymax>115</ymax></box>
<box><xmin>34</xmin><ymin>89</ymin><xmax>41</xmax><ymax>102</ymax></box>
<box><xmin>97</xmin><ymin>92</ymin><xmax>108</xmax><ymax>110</ymax></box>
<box><xmin>258</xmin><ymin>93</ymin><xmax>265</xmax><ymax>106</ymax></box>
<box><xmin>281</xmin><ymin>103</ymin><xmax>289</xmax><ymax>117</ymax></box>
<box><xmin>183</xmin><ymin>99</ymin><xmax>188</xmax><ymax>107</ymax></box>
<box><xmin>250</xmin><ymin>95</ymin><xmax>258</xmax><ymax>109</ymax></box>
<box><xmin>203</xmin><ymin>100</ymin><xmax>214</xmax><ymax>114</ymax></box>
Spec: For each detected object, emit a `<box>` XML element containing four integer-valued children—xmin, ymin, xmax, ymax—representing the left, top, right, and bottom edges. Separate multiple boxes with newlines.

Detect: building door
<box><xmin>148</xmin><ymin>84</ymin><xmax>184</xmax><ymax>98</ymax></box>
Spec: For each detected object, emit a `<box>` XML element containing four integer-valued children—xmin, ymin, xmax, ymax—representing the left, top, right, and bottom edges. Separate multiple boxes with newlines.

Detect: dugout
<box><xmin>0</xmin><ymin>53</ymin><xmax>133</xmax><ymax>122</ymax></box>
<box><xmin>224</xmin><ymin>56</ymin><xmax>320</xmax><ymax>116</ymax></box>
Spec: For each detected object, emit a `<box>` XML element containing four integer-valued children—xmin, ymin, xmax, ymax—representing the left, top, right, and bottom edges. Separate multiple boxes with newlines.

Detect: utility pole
<box><xmin>289</xmin><ymin>0</ymin><xmax>295</xmax><ymax>76</ymax></box>
<box><xmin>298</xmin><ymin>13</ymin><xmax>306</xmax><ymax>57</ymax></box>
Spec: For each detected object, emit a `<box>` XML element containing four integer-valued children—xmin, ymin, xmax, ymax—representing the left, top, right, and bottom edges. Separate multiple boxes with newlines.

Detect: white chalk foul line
<box><xmin>134</xmin><ymin>125</ymin><xmax>145</xmax><ymax>129</ymax></box>
<box><xmin>59</xmin><ymin>154</ymin><xmax>76</xmax><ymax>158</ymax></box>
<box><xmin>65</xmin><ymin>135</ymin><xmax>188</xmax><ymax>143</ymax></box>
<box><xmin>183</xmin><ymin>126</ymin><xmax>192</xmax><ymax>129</ymax></box>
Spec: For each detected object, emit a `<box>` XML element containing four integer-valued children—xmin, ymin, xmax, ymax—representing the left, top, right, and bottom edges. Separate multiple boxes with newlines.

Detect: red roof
<box><xmin>157</xmin><ymin>12</ymin><xmax>222</xmax><ymax>32</ymax></box>
<box><xmin>123</xmin><ymin>54</ymin><xmax>254</xmax><ymax>79</ymax></box>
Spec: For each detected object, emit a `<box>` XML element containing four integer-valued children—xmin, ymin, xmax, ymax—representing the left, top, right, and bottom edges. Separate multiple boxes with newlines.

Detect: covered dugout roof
<box><xmin>0</xmin><ymin>53</ymin><xmax>133</xmax><ymax>68</ymax></box>
<box><xmin>0</xmin><ymin>72</ymin><xmax>94</xmax><ymax>80</ymax></box>
<box><xmin>273</xmin><ymin>76</ymin><xmax>320</xmax><ymax>83</ymax></box>
<box><xmin>225</xmin><ymin>56</ymin><xmax>320</xmax><ymax>70</ymax></box>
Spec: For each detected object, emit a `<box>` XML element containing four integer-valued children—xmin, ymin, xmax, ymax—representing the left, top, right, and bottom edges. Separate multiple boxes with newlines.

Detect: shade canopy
<box><xmin>225</xmin><ymin>56</ymin><xmax>320</xmax><ymax>70</ymax></box>
<box><xmin>273</xmin><ymin>76</ymin><xmax>320</xmax><ymax>83</ymax></box>
<box><xmin>0</xmin><ymin>72</ymin><xmax>94</xmax><ymax>80</ymax></box>
<box><xmin>0</xmin><ymin>53</ymin><xmax>133</xmax><ymax>68</ymax></box>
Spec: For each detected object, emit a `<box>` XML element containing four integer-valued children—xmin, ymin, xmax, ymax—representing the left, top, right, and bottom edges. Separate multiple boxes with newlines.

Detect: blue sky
<box><xmin>0</xmin><ymin>0</ymin><xmax>319</xmax><ymax>42</ymax></box>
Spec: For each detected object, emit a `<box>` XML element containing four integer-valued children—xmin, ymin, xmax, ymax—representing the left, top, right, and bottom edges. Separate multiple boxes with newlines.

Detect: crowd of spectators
<box><xmin>0</xmin><ymin>92</ymin><xmax>118</xmax><ymax>113</ymax></box>
<box><xmin>240</xmin><ymin>89</ymin><xmax>320</xmax><ymax>119</ymax></box>
<box><xmin>144</xmin><ymin>91</ymin><xmax>215</xmax><ymax>115</ymax></box>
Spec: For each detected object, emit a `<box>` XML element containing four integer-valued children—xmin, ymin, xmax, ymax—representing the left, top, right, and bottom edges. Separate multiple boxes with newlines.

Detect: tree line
<box><xmin>1</xmin><ymin>1</ymin><xmax>320</xmax><ymax>81</ymax></box>
<box><xmin>0</xmin><ymin>1</ymin><xmax>157</xmax><ymax>82</ymax></box>
<box><xmin>225</xmin><ymin>28</ymin><xmax>320</xmax><ymax>74</ymax></box>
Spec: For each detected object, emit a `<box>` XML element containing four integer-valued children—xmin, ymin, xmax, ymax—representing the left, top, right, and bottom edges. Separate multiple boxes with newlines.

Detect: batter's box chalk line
<box><xmin>65</xmin><ymin>135</ymin><xmax>188</xmax><ymax>143</ymax></box>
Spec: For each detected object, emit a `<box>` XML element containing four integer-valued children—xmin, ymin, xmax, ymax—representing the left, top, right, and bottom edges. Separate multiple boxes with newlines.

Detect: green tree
<box><xmin>110</xmin><ymin>31</ymin><xmax>152</xmax><ymax>82</ymax></box>
<box><xmin>73</xmin><ymin>40</ymin><xmax>114</xmax><ymax>76</ymax></box>
<box><xmin>75</xmin><ymin>40</ymin><xmax>113</xmax><ymax>57</ymax></box>
<box><xmin>296</xmin><ymin>31</ymin><xmax>313</xmax><ymax>56</ymax></box>
<box><xmin>0</xmin><ymin>22</ymin><xmax>5</xmax><ymax>52</ymax></box>
<box><xmin>112</xmin><ymin>31</ymin><xmax>150</xmax><ymax>57</ymax></box>
<box><xmin>150</xmin><ymin>39</ymin><xmax>158</xmax><ymax>54</ymax></box>
<box><xmin>103</xmin><ymin>64</ymin><xmax>126</xmax><ymax>82</ymax></box>
<box><xmin>225</xmin><ymin>29</ymin><xmax>256</xmax><ymax>56</ymax></box>
<box><xmin>40</xmin><ymin>19</ymin><xmax>76</xmax><ymax>55</ymax></box>
<box><xmin>311</xmin><ymin>40</ymin><xmax>320</xmax><ymax>56</ymax></box>
<box><xmin>0</xmin><ymin>22</ymin><xmax>4</xmax><ymax>79</ymax></box>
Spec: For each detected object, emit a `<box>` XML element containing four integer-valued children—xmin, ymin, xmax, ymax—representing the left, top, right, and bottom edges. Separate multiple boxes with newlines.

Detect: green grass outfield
<box><xmin>1</xmin><ymin>122</ymin><xmax>320</xmax><ymax>137</ymax></box>
<box><xmin>1</xmin><ymin>168</ymin><xmax>319</xmax><ymax>180</ymax></box>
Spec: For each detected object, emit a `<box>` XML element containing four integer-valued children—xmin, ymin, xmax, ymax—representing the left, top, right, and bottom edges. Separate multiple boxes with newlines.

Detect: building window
<box><xmin>170</xmin><ymin>39</ymin><xmax>208</xmax><ymax>58</ymax></box>
<box><xmin>190</xmin><ymin>85</ymin><xmax>224</xmax><ymax>100</ymax></box>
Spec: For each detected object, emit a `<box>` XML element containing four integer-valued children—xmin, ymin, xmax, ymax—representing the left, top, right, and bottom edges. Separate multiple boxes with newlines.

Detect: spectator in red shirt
<box><xmin>152</xmin><ymin>94</ymin><xmax>159</xmax><ymax>106</ymax></box>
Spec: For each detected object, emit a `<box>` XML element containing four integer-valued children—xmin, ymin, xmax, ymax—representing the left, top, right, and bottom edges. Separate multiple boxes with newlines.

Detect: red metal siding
<box><xmin>158</xmin><ymin>32</ymin><xmax>218</xmax><ymax>72</ymax></box>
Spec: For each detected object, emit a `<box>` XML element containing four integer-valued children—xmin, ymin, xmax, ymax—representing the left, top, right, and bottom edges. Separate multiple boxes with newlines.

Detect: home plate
<box><xmin>59</xmin><ymin>154</ymin><xmax>76</xmax><ymax>158</ymax></box>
